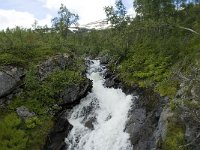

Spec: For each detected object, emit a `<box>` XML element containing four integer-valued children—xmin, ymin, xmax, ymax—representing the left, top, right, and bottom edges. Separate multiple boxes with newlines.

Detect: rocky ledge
<box><xmin>103</xmin><ymin>61</ymin><xmax>200</xmax><ymax>150</ymax></box>
<box><xmin>0</xmin><ymin>54</ymin><xmax>93</xmax><ymax>150</ymax></box>
<box><xmin>44</xmin><ymin>77</ymin><xmax>92</xmax><ymax>150</ymax></box>
<box><xmin>103</xmin><ymin>70</ymin><xmax>169</xmax><ymax>150</ymax></box>
<box><xmin>41</xmin><ymin>55</ymin><xmax>92</xmax><ymax>150</ymax></box>
<box><xmin>0</xmin><ymin>66</ymin><xmax>25</xmax><ymax>107</ymax></box>
<box><xmin>43</xmin><ymin>110</ymin><xmax>73</xmax><ymax>150</ymax></box>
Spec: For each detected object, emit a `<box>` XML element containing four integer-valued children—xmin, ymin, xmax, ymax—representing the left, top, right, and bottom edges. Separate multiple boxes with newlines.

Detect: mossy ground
<box><xmin>163</xmin><ymin>119</ymin><xmax>185</xmax><ymax>150</ymax></box>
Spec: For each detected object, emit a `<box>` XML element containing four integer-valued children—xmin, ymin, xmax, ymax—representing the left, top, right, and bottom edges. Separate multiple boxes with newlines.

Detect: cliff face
<box><xmin>0</xmin><ymin>54</ymin><xmax>92</xmax><ymax>150</ymax></box>
<box><xmin>103</xmin><ymin>60</ymin><xmax>200</xmax><ymax>150</ymax></box>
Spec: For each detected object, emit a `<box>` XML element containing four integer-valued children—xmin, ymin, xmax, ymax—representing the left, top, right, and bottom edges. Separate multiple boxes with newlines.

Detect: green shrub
<box><xmin>25</xmin><ymin>116</ymin><xmax>42</xmax><ymax>129</ymax></box>
<box><xmin>163</xmin><ymin>121</ymin><xmax>185</xmax><ymax>150</ymax></box>
<box><xmin>0</xmin><ymin>113</ymin><xmax>27</xmax><ymax>150</ymax></box>
<box><xmin>26</xmin><ymin>117</ymin><xmax>53</xmax><ymax>150</ymax></box>
<box><xmin>155</xmin><ymin>79</ymin><xmax>179</xmax><ymax>98</ymax></box>
<box><xmin>0</xmin><ymin>53</ymin><xmax>25</xmax><ymax>66</ymax></box>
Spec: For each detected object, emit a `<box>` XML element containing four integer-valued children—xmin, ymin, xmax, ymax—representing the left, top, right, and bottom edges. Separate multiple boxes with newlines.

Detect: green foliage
<box><xmin>25</xmin><ymin>116</ymin><xmax>42</xmax><ymax>129</ymax></box>
<box><xmin>155</xmin><ymin>79</ymin><xmax>179</xmax><ymax>98</ymax></box>
<box><xmin>0</xmin><ymin>1</ymin><xmax>200</xmax><ymax>149</ymax></box>
<box><xmin>0</xmin><ymin>113</ymin><xmax>27</xmax><ymax>150</ymax></box>
<box><xmin>183</xmin><ymin>99</ymin><xmax>200</xmax><ymax>110</ymax></box>
<box><xmin>104</xmin><ymin>0</ymin><xmax>129</xmax><ymax>28</ymax></box>
<box><xmin>163</xmin><ymin>120</ymin><xmax>185</xmax><ymax>150</ymax></box>
<box><xmin>118</xmin><ymin>52</ymin><xmax>171</xmax><ymax>87</ymax></box>
<box><xmin>10</xmin><ymin>64</ymin><xmax>84</xmax><ymax>115</ymax></box>
<box><xmin>0</xmin><ymin>53</ymin><xmax>25</xmax><ymax>66</ymax></box>
<box><xmin>26</xmin><ymin>117</ymin><xmax>53</xmax><ymax>150</ymax></box>
<box><xmin>43</xmin><ymin>70</ymin><xmax>83</xmax><ymax>94</ymax></box>
<box><xmin>52</xmin><ymin>4</ymin><xmax>79</xmax><ymax>37</ymax></box>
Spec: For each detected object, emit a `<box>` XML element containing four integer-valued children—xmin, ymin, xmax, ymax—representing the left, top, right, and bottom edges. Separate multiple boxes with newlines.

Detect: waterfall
<box><xmin>65</xmin><ymin>60</ymin><xmax>135</xmax><ymax>150</ymax></box>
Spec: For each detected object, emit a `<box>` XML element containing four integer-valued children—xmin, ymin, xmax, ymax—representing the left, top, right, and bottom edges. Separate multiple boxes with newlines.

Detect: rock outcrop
<box><xmin>59</xmin><ymin>79</ymin><xmax>92</xmax><ymax>108</ymax></box>
<box><xmin>103</xmin><ymin>69</ymin><xmax>170</xmax><ymax>150</ymax></box>
<box><xmin>174</xmin><ymin>67</ymin><xmax>200</xmax><ymax>150</ymax></box>
<box><xmin>0</xmin><ymin>66</ymin><xmax>24</xmax><ymax>106</ymax></box>
<box><xmin>42</xmin><ymin>55</ymin><xmax>93</xmax><ymax>150</ymax></box>
<box><xmin>16</xmin><ymin>106</ymin><xmax>36</xmax><ymax>119</ymax></box>
<box><xmin>37</xmin><ymin>54</ymin><xmax>74</xmax><ymax>81</ymax></box>
<box><xmin>0</xmin><ymin>66</ymin><xmax>24</xmax><ymax>97</ymax></box>
<box><xmin>44</xmin><ymin>110</ymin><xmax>73</xmax><ymax>150</ymax></box>
<box><xmin>103</xmin><ymin>64</ymin><xmax>200</xmax><ymax>150</ymax></box>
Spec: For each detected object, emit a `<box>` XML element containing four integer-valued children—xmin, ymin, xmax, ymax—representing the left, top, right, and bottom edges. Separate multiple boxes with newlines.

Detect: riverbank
<box><xmin>0</xmin><ymin>53</ymin><xmax>92</xmax><ymax>149</ymax></box>
<box><xmin>103</xmin><ymin>58</ymin><xmax>200</xmax><ymax>150</ymax></box>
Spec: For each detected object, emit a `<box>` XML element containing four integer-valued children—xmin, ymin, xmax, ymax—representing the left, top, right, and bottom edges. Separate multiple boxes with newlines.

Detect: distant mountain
<box><xmin>79</xmin><ymin>19</ymin><xmax>111</xmax><ymax>30</ymax></box>
<box><xmin>69</xmin><ymin>19</ymin><xmax>111</xmax><ymax>32</ymax></box>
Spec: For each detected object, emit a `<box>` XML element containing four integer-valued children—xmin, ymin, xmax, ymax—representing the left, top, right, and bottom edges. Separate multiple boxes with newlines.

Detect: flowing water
<box><xmin>65</xmin><ymin>60</ymin><xmax>135</xmax><ymax>150</ymax></box>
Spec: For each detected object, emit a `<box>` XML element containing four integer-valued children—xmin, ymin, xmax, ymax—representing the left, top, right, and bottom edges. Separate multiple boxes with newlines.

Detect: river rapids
<box><xmin>65</xmin><ymin>60</ymin><xmax>135</xmax><ymax>150</ymax></box>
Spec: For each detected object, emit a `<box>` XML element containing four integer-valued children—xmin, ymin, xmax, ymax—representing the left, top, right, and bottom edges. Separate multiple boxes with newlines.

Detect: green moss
<box><xmin>5</xmin><ymin>56</ymin><xmax>86</xmax><ymax>149</ymax></box>
<box><xmin>118</xmin><ymin>52</ymin><xmax>172</xmax><ymax>88</ymax></box>
<box><xmin>25</xmin><ymin>116</ymin><xmax>42</xmax><ymax>129</ymax></box>
<box><xmin>43</xmin><ymin>70</ymin><xmax>84</xmax><ymax>95</ymax></box>
<box><xmin>0</xmin><ymin>53</ymin><xmax>26</xmax><ymax>66</ymax></box>
<box><xmin>26</xmin><ymin>116</ymin><xmax>53</xmax><ymax>150</ymax></box>
<box><xmin>183</xmin><ymin>100</ymin><xmax>200</xmax><ymax>109</ymax></box>
<box><xmin>0</xmin><ymin>113</ymin><xmax>28</xmax><ymax>150</ymax></box>
<box><xmin>163</xmin><ymin>120</ymin><xmax>185</xmax><ymax>150</ymax></box>
<box><xmin>155</xmin><ymin>79</ymin><xmax>179</xmax><ymax>98</ymax></box>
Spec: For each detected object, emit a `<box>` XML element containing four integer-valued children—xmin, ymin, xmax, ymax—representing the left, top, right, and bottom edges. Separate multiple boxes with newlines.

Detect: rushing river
<box><xmin>65</xmin><ymin>60</ymin><xmax>134</xmax><ymax>150</ymax></box>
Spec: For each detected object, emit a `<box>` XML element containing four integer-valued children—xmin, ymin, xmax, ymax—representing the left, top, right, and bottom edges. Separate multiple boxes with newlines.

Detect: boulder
<box><xmin>43</xmin><ymin>110</ymin><xmax>73</xmax><ymax>150</ymax></box>
<box><xmin>84</xmin><ymin>117</ymin><xmax>96</xmax><ymax>130</ymax></box>
<box><xmin>16</xmin><ymin>106</ymin><xmax>36</xmax><ymax>119</ymax></box>
<box><xmin>38</xmin><ymin>54</ymin><xmax>74</xmax><ymax>81</ymax></box>
<box><xmin>59</xmin><ymin>79</ymin><xmax>92</xmax><ymax>107</ymax></box>
<box><xmin>0</xmin><ymin>66</ymin><xmax>24</xmax><ymax>98</ymax></box>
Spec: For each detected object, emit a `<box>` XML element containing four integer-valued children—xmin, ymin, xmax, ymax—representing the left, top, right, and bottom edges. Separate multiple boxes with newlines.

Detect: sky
<box><xmin>0</xmin><ymin>0</ymin><xmax>135</xmax><ymax>30</ymax></box>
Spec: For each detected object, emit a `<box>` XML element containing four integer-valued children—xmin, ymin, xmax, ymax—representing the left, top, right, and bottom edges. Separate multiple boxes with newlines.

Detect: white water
<box><xmin>65</xmin><ymin>60</ymin><xmax>134</xmax><ymax>150</ymax></box>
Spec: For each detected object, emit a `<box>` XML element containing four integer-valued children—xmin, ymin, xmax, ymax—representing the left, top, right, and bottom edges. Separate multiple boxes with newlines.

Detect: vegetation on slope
<box><xmin>0</xmin><ymin>1</ymin><xmax>200</xmax><ymax>149</ymax></box>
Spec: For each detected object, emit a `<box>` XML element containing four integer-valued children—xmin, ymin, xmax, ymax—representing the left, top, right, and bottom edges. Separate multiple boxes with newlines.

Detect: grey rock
<box><xmin>84</xmin><ymin>118</ymin><xmax>96</xmax><ymax>130</ymax></box>
<box><xmin>59</xmin><ymin>79</ymin><xmax>92</xmax><ymax>107</ymax></box>
<box><xmin>38</xmin><ymin>54</ymin><xmax>73</xmax><ymax>81</ymax></box>
<box><xmin>0</xmin><ymin>66</ymin><xmax>24</xmax><ymax>98</ymax></box>
<box><xmin>191</xmin><ymin>85</ymin><xmax>200</xmax><ymax>99</ymax></box>
<box><xmin>100</xmin><ymin>55</ymin><xmax>109</xmax><ymax>64</ymax></box>
<box><xmin>43</xmin><ymin>110</ymin><xmax>73</xmax><ymax>150</ymax></box>
<box><xmin>16</xmin><ymin>106</ymin><xmax>35</xmax><ymax>119</ymax></box>
<box><xmin>153</xmin><ymin>108</ymin><xmax>174</xmax><ymax>150</ymax></box>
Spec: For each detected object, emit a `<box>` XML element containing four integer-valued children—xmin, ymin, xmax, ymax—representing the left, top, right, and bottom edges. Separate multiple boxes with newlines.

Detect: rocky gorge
<box><xmin>0</xmin><ymin>54</ymin><xmax>92</xmax><ymax>150</ymax></box>
<box><xmin>0</xmin><ymin>55</ymin><xmax>199</xmax><ymax>150</ymax></box>
<box><xmin>102</xmin><ymin>59</ymin><xmax>200</xmax><ymax>150</ymax></box>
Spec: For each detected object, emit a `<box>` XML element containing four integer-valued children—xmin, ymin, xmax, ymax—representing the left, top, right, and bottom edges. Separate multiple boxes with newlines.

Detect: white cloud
<box><xmin>42</xmin><ymin>0</ymin><xmax>116</xmax><ymax>24</ymax></box>
<box><xmin>127</xmin><ymin>7</ymin><xmax>136</xmax><ymax>17</ymax></box>
<box><xmin>38</xmin><ymin>14</ymin><xmax>52</xmax><ymax>26</ymax></box>
<box><xmin>0</xmin><ymin>9</ymin><xmax>52</xmax><ymax>30</ymax></box>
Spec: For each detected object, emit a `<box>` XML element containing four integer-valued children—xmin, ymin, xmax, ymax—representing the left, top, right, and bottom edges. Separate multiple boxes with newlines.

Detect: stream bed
<box><xmin>65</xmin><ymin>60</ymin><xmax>136</xmax><ymax>150</ymax></box>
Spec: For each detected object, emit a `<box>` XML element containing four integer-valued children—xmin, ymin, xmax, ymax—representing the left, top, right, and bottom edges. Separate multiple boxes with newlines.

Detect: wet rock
<box><xmin>99</xmin><ymin>55</ymin><xmax>109</xmax><ymax>64</ymax></box>
<box><xmin>59</xmin><ymin>79</ymin><xmax>92</xmax><ymax>108</ymax></box>
<box><xmin>0</xmin><ymin>66</ymin><xmax>24</xmax><ymax>98</ymax></box>
<box><xmin>125</xmin><ymin>109</ymin><xmax>146</xmax><ymax>143</ymax></box>
<box><xmin>154</xmin><ymin>108</ymin><xmax>173</xmax><ymax>143</ymax></box>
<box><xmin>44</xmin><ymin>110</ymin><xmax>73</xmax><ymax>150</ymax></box>
<box><xmin>38</xmin><ymin>54</ymin><xmax>74</xmax><ymax>81</ymax></box>
<box><xmin>84</xmin><ymin>118</ymin><xmax>96</xmax><ymax>130</ymax></box>
<box><xmin>16</xmin><ymin>106</ymin><xmax>36</xmax><ymax>119</ymax></box>
<box><xmin>103</xmin><ymin>67</ymin><xmax>171</xmax><ymax>150</ymax></box>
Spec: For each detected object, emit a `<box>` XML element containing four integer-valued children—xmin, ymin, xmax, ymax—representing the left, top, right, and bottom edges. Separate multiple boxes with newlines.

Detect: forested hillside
<box><xmin>0</xmin><ymin>0</ymin><xmax>200</xmax><ymax>150</ymax></box>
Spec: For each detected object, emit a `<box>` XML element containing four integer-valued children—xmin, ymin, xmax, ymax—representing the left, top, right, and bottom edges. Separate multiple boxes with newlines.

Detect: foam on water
<box><xmin>65</xmin><ymin>60</ymin><xmax>134</xmax><ymax>150</ymax></box>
